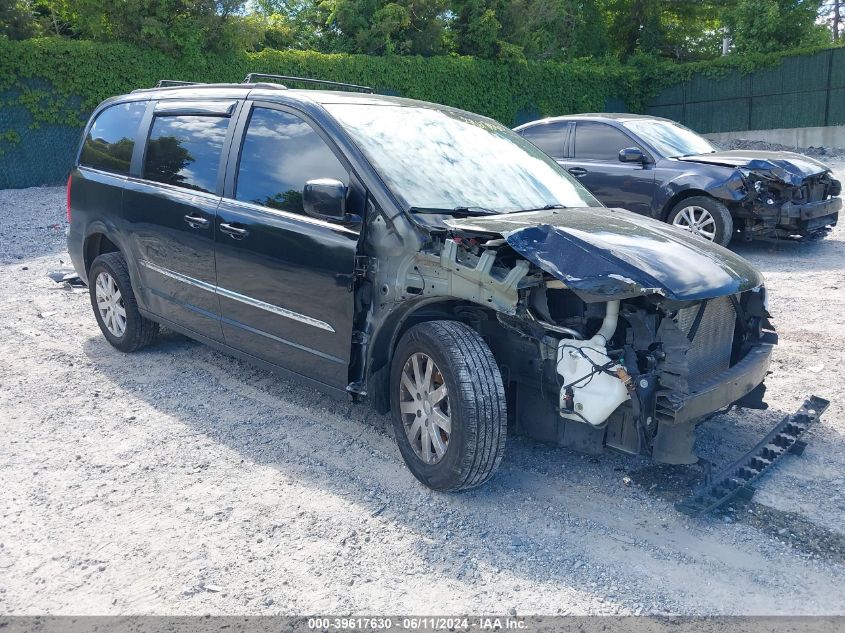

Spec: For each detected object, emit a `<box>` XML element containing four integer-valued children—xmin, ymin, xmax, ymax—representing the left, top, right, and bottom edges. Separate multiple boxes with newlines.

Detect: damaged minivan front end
<box><xmin>431</xmin><ymin>207</ymin><xmax>777</xmax><ymax>465</ymax></box>
<box><xmin>322</xmin><ymin>95</ymin><xmax>813</xmax><ymax>495</ymax></box>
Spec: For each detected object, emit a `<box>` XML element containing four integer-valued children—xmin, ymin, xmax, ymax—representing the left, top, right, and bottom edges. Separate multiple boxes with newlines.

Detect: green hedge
<box><xmin>0</xmin><ymin>38</ymin><xmax>637</xmax><ymax>129</ymax></box>
<box><xmin>0</xmin><ymin>38</ymin><xmax>639</xmax><ymax>187</ymax></box>
<box><xmin>1</xmin><ymin>37</ymin><xmax>843</xmax><ymax>188</ymax></box>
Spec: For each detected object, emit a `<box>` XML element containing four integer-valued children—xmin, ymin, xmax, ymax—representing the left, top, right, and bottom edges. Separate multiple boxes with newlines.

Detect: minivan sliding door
<box><xmin>123</xmin><ymin>100</ymin><xmax>240</xmax><ymax>340</ymax></box>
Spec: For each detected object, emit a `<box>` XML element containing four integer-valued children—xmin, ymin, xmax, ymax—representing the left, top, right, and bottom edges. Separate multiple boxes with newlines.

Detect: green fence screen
<box><xmin>646</xmin><ymin>48</ymin><xmax>845</xmax><ymax>134</ymax></box>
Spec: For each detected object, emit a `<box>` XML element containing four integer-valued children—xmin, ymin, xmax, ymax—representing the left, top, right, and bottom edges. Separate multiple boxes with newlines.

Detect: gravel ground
<box><xmin>1</xmin><ymin>163</ymin><xmax>844</xmax><ymax>616</ymax></box>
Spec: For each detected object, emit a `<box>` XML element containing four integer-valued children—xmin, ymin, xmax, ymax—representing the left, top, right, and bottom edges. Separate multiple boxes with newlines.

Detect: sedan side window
<box><xmin>520</xmin><ymin>122</ymin><xmax>570</xmax><ymax>159</ymax></box>
<box><xmin>235</xmin><ymin>107</ymin><xmax>348</xmax><ymax>215</ymax></box>
<box><xmin>143</xmin><ymin>115</ymin><xmax>230</xmax><ymax>194</ymax></box>
<box><xmin>573</xmin><ymin>122</ymin><xmax>640</xmax><ymax>161</ymax></box>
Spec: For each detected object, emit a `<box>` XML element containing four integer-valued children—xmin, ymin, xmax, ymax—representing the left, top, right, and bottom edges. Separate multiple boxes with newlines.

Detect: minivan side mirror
<box><xmin>619</xmin><ymin>147</ymin><xmax>647</xmax><ymax>163</ymax></box>
<box><xmin>303</xmin><ymin>178</ymin><xmax>350</xmax><ymax>222</ymax></box>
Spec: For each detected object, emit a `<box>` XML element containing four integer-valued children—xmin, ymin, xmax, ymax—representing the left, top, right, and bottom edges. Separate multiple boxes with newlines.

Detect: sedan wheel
<box><xmin>399</xmin><ymin>352</ymin><xmax>451</xmax><ymax>464</ymax></box>
<box><xmin>94</xmin><ymin>270</ymin><xmax>127</xmax><ymax>338</ymax></box>
<box><xmin>672</xmin><ymin>204</ymin><xmax>717</xmax><ymax>241</ymax></box>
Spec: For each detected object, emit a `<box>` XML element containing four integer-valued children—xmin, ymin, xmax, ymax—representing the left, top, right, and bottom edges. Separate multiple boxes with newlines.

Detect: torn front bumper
<box><xmin>780</xmin><ymin>196</ymin><xmax>841</xmax><ymax>229</ymax></box>
<box><xmin>657</xmin><ymin>342</ymin><xmax>775</xmax><ymax>426</ymax></box>
<box><xmin>747</xmin><ymin>196</ymin><xmax>841</xmax><ymax>236</ymax></box>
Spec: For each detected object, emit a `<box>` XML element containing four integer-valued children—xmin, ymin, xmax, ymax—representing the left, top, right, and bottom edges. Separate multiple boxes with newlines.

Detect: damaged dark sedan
<box><xmin>515</xmin><ymin>113</ymin><xmax>842</xmax><ymax>246</ymax></box>
<box><xmin>69</xmin><ymin>79</ymin><xmax>815</xmax><ymax>498</ymax></box>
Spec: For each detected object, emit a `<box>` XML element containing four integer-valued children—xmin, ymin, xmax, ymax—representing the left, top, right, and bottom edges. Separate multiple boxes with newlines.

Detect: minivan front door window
<box><xmin>235</xmin><ymin>107</ymin><xmax>348</xmax><ymax>215</ymax></box>
<box><xmin>573</xmin><ymin>122</ymin><xmax>641</xmax><ymax>161</ymax></box>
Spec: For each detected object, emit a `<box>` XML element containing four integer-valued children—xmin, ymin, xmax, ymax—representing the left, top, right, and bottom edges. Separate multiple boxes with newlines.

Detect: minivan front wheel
<box><xmin>390</xmin><ymin>320</ymin><xmax>506</xmax><ymax>491</ymax></box>
<box><xmin>89</xmin><ymin>252</ymin><xmax>159</xmax><ymax>352</ymax></box>
<box><xmin>667</xmin><ymin>196</ymin><xmax>734</xmax><ymax>246</ymax></box>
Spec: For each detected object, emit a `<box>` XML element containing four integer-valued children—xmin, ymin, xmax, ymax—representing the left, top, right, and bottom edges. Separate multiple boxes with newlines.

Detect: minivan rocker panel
<box><xmin>68</xmin><ymin>79</ymin><xmax>815</xmax><ymax>497</ymax></box>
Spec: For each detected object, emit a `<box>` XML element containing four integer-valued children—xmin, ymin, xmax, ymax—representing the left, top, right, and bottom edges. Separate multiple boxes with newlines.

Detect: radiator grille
<box><xmin>676</xmin><ymin>296</ymin><xmax>736</xmax><ymax>386</ymax></box>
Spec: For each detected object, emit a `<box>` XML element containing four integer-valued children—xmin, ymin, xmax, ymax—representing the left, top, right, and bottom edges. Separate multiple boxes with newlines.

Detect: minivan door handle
<box><xmin>184</xmin><ymin>214</ymin><xmax>210</xmax><ymax>229</ymax></box>
<box><xmin>568</xmin><ymin>167</ymin><xmax>588</xmax><ymax>177</ymax></box>
<box><xmin>220</xmin><ymin>222</ymin><xmax>249</xmax><ymax>239</ymax></box>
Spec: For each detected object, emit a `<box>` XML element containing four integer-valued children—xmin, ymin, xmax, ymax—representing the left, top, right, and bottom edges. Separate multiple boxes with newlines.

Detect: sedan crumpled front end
<box><xmin>678</xmin><ymin>150</ymin><xmax>842</xmax><ymax>240</ymax></box>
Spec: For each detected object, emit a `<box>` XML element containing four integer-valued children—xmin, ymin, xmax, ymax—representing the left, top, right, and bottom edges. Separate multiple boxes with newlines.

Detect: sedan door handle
<box><xmin>184</xmin><ymin>214</ymin><xmax>210</xmax><ymax>228</ymax></box>
<box><xmin>220</xmin><ymin>222</ymin><xmax>249</xmax><ymax>239</ymax></box>
<box><xmin>568</xmin><ymin>167</ymin><xmax>588</xmax><ymax>177</ymax></box>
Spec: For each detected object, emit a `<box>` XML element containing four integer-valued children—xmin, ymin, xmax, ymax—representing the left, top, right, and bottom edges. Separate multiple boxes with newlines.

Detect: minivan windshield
<box><xmin>623</xmin><ymin>119</ymin><xmax>717</xmax><ymax>158</ymax></box>
<box><xmin>324</xmin><ymin>103</ymin><xmax>601</xmax><ymax>214</ymax></box>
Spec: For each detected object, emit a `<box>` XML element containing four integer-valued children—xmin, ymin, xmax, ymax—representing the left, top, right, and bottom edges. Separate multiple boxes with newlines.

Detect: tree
<box><xmin>819</xmin><ymin>0</ymin><xmax>842</xmax><ymax>41</ymax></box>
<box><xmin>319</xmin><ymin>0</ymin><xmax>448</xmax><ymax>55</ymax></box>
<box><xmin>0</xmin><ymin>1</ymin><xmax>39</xmax><ymax>39</ymax></box>
<box><xmin>725</xmin><ymin>0</ymin><xmax>830</xmax><ymax>53</ymax></box>
<box><xmin>31</xmin><ymin>0</ymin><xmax>260</xmax><ymax>54</ymax></box>
<box><xmin>449</xmin><ymin>0</ymin><xmax>608</xmax><ymax>62</ymax></box>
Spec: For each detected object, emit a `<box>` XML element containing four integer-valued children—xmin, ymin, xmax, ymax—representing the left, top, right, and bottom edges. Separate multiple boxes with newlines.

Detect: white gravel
<box><xmin>1</xmin><ymin>164</ymin><xmax>844</xmax><ymax>616</ymax></box>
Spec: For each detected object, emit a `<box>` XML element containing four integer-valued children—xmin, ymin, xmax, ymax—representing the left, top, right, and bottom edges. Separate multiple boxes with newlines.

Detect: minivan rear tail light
<box><xmin>66</xmin><ymin>174</ymin><xmax>72</xmax><ymax>222</ymax></box>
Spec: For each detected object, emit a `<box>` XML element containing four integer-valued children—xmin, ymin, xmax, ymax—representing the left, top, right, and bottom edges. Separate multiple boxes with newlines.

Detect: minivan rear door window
<box><xmin>143</xmin><ymin>115</ymin><xmax>230</xmax><ymax>193</ymax></box>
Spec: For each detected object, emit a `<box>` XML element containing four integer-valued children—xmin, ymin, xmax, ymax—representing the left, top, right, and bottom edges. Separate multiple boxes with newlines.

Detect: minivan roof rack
<box><xmin>155</xmin><ymin>80</ymin><xmax>202</xmax><ymax>87</ymax></box>
<box><xmin>242</xmin><ymin>73</ymin><xmax>374</xmax><ymax>93</ymax></box>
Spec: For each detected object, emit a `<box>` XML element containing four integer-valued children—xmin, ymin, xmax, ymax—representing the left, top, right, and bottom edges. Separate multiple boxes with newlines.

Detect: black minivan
<box><xmin>68</xmin><ymin>76</ymin><xmax>787</xmax><ymax>493</ymax></box>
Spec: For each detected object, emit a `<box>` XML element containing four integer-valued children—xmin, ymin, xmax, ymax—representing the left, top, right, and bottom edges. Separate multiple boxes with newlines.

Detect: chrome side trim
<box><xmin>215</xmin><ymin>285</ymin><xmax>336</xmax><ymax>332</ymax></box>
<box><xmin>140</xmin><ymin>260</ymin><xmax>217</xmax><ymax>293</ymax></box>
<box><xmin>139</xmin><ymin>260</ymin><xmax>335</xmax><ymax>333</ymax></box>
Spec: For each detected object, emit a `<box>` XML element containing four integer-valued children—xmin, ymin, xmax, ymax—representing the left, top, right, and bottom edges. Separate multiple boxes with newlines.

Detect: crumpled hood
<box><xmin>445</xmin><ymin>207</ymin><xmax>763</xmax><ymax>302</ymax></box>
<box><xmin>676</xmin><ymin>150</ymin><xmax>830</xmax><ymax>185</ymax></box>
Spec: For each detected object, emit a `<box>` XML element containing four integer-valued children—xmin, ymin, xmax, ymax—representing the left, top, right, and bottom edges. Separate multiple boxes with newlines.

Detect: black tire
<box><xmin>88</xmin><ymin>252</ymin><xmax>159</xmax><ymax>352</ymax></box>
<box><xmin>389</xmin><ymin>320</ymin><xmax>506</xmax><ymax>491</ymax></box>
<box><xmin>667</xmin><ymin>195</ymin><xmax>734</xmax><ymax>247</ymax></box>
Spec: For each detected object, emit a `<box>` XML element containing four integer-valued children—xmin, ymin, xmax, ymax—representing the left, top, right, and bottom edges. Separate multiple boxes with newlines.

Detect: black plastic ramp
<box><xmin>676</xmin><ymin>395</ymin><xmax>830</xmax><ymax>517</ymax></box>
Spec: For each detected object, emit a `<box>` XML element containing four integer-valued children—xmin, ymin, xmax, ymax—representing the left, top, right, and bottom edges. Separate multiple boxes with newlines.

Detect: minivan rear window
<box><xmin>79</xmin><ymin>102</ymin><xmax>146</xmax><ymax>175</ymax></box>
<box><xmin>143</xmin><ymin>115</ymin><xmax>229</xmax><ymax>194</ymax></box>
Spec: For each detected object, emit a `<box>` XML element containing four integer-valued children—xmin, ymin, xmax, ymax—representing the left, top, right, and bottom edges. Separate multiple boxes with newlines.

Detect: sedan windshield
<box><xmin>624</xmin><ymin>119</ymin><xmax>717</xmax><ymax>158</ymax></box>
<box><xmin>324</xmin><ymin>103</ymin><xmax>601</xmax><ymax>214</ymax></box>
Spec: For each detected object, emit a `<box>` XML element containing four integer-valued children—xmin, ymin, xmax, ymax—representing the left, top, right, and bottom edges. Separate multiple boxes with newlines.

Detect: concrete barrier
<box><xmin>705</xmin><ymin>125</ymin><xmax>845</xmax><ymax>151</ymax></box>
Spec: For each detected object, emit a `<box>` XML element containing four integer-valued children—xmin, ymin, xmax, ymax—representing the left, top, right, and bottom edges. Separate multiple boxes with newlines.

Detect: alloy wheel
<box><xmin>398</xmin><ymin>352</ymin><xmax>451</xmax><ymax>464</ymax></box>
<box><xmin>95</xmin><ymin>271</ymin><xmax>127</xmax><ymax>338</ymax></box>
<box><xmin>672</xmin><ymin>205</ymin><xmax>717</xmax><ymax>241</ymax></box>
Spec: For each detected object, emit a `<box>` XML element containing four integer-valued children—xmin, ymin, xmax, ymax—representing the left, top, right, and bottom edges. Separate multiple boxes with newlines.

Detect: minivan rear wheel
<box><xmin>89</xmin><ymin>252</ymin><xmax>159</xmax><ymax>352</ymax></box>
<box><xmin>389</xmin><ymin>320</ymin><xmax>506</xmax><ymax>491</ymax></box>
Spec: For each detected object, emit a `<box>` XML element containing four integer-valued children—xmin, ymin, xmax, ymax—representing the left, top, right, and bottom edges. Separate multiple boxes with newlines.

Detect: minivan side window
<box><xmin>573</xmin><ymin>122</ymin><xmax>641</xmax><ymax>161</ymax></box>
<box><xmin>235</xmin><ymin>107</ymin><xmax>348</xmax><ymax>215</ymax></box>
<box><xmin>520</xmin><ymin>122</ymin><xmax>570</xmax><ymax>159</ymax></box>
<box><xmin>143</xmin><ymin>115</ymin><xmax>229</xmax><ymax>194</ymax></box>
<box><xmin>79</xmin><ymin>102</ymin><xmax>146</xmax><ymax>175</ymax></box>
